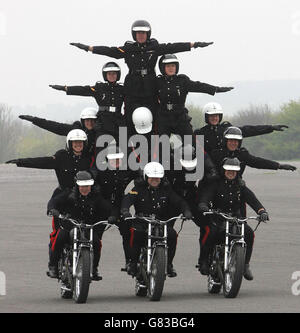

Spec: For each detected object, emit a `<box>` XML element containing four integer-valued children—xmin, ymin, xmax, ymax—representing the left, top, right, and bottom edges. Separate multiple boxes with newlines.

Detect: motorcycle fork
<box><xmin>147</xmin><ymin>224</ymin><xmax>167</xmax><ymax>275</ymax></box>
<box><xmin>72</xmin><ymin>227</ymin><xmax>93</xmax><ymax>278</ymax></box>
<box><xmin>224</xmin><ymin>221</ymin><xmax>245</xmax><ymax>273</ymax></box>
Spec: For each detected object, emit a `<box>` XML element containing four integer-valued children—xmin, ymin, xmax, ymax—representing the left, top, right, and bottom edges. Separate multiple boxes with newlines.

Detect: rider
<box><xmin>120</xmin><ymin>162</ymin><xmax>193</xmax><ymax>278</ymax></box>
<box><xmin>93</xmin><ymin>144</ymin><xmax>141</xmax><ymax>271</ymax></box>
<box><xmin>47</xmin><ymin>171</ymin><xmax>112</xmax><ymax>280</ymax></box>
<box><xmin>211</xmin><ymin>126</ymin><xmax>297</xmax><ymax>175</ymax></box>
<box><xmin>49</xmin><ymin>62</ymin><xmax>126</xmax><ymax>144</ymax></box>
<box><xmin>156</xmin><ymin>54</ymin><xmax>233</xmax><ymax>147</ymax></box>
<box><xmin>19</xmin><ymin>107</ymin><xmax>98</xmax><ymax>156</ymax></box>
<box><xmin>194</xmin><ymin>102</ymin><xmax>289</xmax><ymax>154</ymax></box>
<box><xmin>70</xmin><ymin>19</ymin><xmax>213</xmax><ymax>134</ymax></box>
<box><xmin>6</xmin><ymin>129</ymin><xmax>94</xmax><ymax>258</ymax></box>
<box><xmin>197</xmin><ymin>157</ymin><xmax>269</xmax><ymax>280</ymax></box>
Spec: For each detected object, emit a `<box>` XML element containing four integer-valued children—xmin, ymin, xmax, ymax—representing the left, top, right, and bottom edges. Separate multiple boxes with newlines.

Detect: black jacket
<box><xmin>198</xmin><ymin>178</ymin><xmax>264</xmax><ymax>217</ymax></box>
<box><xmin>15</xmin><ymin>149</ymin><xmax>92</xmax><ymax>190</ymax></box>
<box><xmin>48</xmin><ymin>187</ymin><xmax>111</xmax><ymax>225</ymax></box>
<box><xmin>121</xmin><ymin>180</ymin><xmax>190</xmax><ymax>220</ymax></box>
<box><xmin>194</xmin><ymin>121</ymin><xmax>275</xmax><ymax>154</ymax></box>
<box><xmin>66</xmin><ymin>82</ymin><xmax>125</xmax><ymax>115</ymax></box>
<box><xmin>92</xmin><ymin>39</ymin><xmax>191</xmax><ymax>98</ymax></box>
<box><xmin>211</xmin><ymin>147</ymin><xmax>280</xmax><ymax>176</ymax></box>
<box><xmin>28</xmin><ymin>117</ymin><xmax>96</xmax><ymax>156</ymax></box>
<box><xmin>95</xmin><ymin>168</ymin><xmax>140</xmax><ymax>218</ymax></box>
<box><xmin>156</xmin><ymin>74</ymin><xmax>217</xmax><ymax>114</ymax></box>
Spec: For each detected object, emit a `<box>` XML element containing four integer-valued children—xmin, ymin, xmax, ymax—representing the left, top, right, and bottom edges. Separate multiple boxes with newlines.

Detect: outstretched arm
<box><xmin>19</xmin><ymin>115</ymin><xmax>74</xmax><ymax>136</ymax></box>
<box><xmin>240</xmin><ymin>125</ymin><xmax>289</xmax><ymax>138</ymax></box>
<box><xmin>70</xmin><ymin>42</ymin><xmax>125</xmax><ymax>59</ymax></box>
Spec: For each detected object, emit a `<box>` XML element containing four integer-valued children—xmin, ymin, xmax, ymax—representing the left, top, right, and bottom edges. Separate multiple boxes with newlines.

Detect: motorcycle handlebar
<box><xmin>203</xmin><ymin>210</ymin><xmax>259</xmax><ymax>223</ymax></box>
<box><xmin>57</xmin><ymin>215</ymin><xmax>114</xmax><ymax>229</ymax></box>
<box><xmin>124</xmin><ymin>214</ymin><xmax>184</xmax><ymax>224</ymax></box>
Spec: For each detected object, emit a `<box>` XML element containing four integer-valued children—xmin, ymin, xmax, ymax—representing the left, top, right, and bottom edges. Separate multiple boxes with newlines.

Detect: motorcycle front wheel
<box><xmin>148</xmin><ymin>246</ymin><xmax>166</xmax><ymax>301</ymax></box>
<box><xmin>73</xmin><ymin>248</ymin><xmax>91</xmax><ymax>304</ymax></box>
<box><xmin>223</xmin><ymin>244</ymin><xmax>245</xmax><ymax>298</ymax></box>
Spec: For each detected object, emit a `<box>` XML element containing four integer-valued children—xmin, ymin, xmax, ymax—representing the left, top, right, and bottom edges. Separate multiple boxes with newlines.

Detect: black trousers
<box><xmin>49</xmin><ymin>225</ymin><xmax>106</xmax><ymax>269</ymax></box>
<box><xmin>157</xmin><ymin>110</ymin><xmax>196</xmax><ymax>147</ymax></box>
<box><xmin>199</xmin><ymin>220</ymin><xmax>254</xmax><ymax>265</ymax></box>
<box><xmin>129</xmin><ymin>223</ymin><xmax>177</xmax><ymax>266</ymax></box>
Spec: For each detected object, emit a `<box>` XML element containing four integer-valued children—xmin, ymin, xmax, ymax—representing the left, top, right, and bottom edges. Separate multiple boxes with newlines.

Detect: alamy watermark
<box><xmin>96</xmin><ymin>129</ymin><xmax>205</xmax><ymax>181</ymax></box>
<box><xmin>0</xmin><ymin>271</ymin><xmax>6</xmax><ymax>296</ymax></box>
<box><xmin>291</xmin><ymin>271</ymin><xmax>300</xmax><ymax>296</ymax></box>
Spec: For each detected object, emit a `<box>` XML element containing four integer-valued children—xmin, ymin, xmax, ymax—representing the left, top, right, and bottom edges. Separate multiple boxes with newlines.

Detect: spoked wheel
<box><xmin>148</xmin><ymin>246</ymin><xmax>166</xmax><ymax>301</ymax></box>
<box><xmin>73</xmin><ymin>248</ymin><xmax>91</xmax><ymax>304</ymax></box>
<box><xmin>223</xmin><ymin>244</ymin><xmax>245</xmax><ymax>298</ymax></box>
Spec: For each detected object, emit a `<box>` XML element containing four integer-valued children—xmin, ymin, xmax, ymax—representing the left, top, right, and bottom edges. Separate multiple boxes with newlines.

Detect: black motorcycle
<box><xmin>53</xmin><ymin>215</ymin><xmax>115</xmax><ymax>303</ymax></box>
<box><xmin>125</xmin><ymin>214</ymin><xmax>184</xmax><ymax>301</ymax></box>
<box><xmin>203</xmin><ymin>210</ymin><xmax>263</xmax><ymax>298</ymax></box>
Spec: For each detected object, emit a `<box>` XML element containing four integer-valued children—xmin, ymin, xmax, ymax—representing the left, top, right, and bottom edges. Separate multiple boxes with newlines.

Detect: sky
<box><xmin>0</xmin><ymin>0</ymin><xmax>299</xmax><ymax>112</ymax></box>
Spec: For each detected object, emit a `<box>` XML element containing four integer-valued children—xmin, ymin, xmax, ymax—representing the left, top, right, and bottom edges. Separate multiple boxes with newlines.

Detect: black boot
<box><xmin>167</xmin><ymin>264</ymin><xmax>177</xmax><ymax>278</ymax></box>
<box><xmin>199</xmin><ymin>260</ymin><xmax>209</xmax><ymax>275</ymax></box>
<box><xmin>47</xmin><ymin>264</ymin><xmax>58</xmax><ymax>278</ymax></box>
<box><xmin>244</xmin><ymin>264</ymin><xmax>254</xmax><ymax>281</ymax></box>
<box><xmin>92</xmin><ymin>267</ymin><xmax>102</xmax><ymax>281</ymax></box>
<box><xmin>127</xmin><ymin>261</ymin><xmax>137</xmax><ymax>277</ymax></box>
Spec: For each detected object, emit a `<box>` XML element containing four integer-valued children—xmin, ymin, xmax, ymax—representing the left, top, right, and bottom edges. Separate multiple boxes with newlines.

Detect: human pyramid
<box><xmin>7</xmin><ymin>20</ymin><xmax>296</xmax><ymax>288</ymax></box>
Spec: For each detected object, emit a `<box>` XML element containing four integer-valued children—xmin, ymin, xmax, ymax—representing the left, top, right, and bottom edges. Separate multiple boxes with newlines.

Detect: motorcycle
<box><xmin>202</xmin><ymin>210</ymin><xmax>264</xmax><ymax>298</ymax></box>
<box><xmin>125</xmin><ymin>214</ymin><xmax>185</xmax><ymax>301</ymax></box>
<box><xmin>51</xmin><ymin>215</ymin><xmax>116</xmax><ymax>303</ymax></box>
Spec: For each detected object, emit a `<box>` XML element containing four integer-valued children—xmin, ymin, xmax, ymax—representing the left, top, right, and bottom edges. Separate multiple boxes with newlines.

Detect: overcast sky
<box><xmin>0</xmin><ymin>0</ymin><xmax>299</xmax><ymax>110</ymax></box>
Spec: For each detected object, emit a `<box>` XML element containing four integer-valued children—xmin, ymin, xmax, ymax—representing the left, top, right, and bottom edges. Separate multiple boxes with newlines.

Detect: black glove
<box><xmin>216</xmin><ymin>86</ymin><xmax>234</xmax><ymax>93</ymax></box>
<box><xmin>278</xmin><ymin>164</ymin><xmax>297</xmax><ymax>171</ymax></box>
<box><xmin>48</xmin><ymin>209</ymin><xmax>60</xmax><ymax>218</ymax></box>
<box><xmin>258</xmin><ymin>209</ymin><xmax>269</xmax><ymax>222</ymax></box>
<box><xmin>272</xmin><ymin>125</ymin><xmax>289</xmax><ymax>131</ymax></box>
<box><xmin>194</xmin><ymin>42</ymin><xmax>214</xmax><ymax>48</ymax></box>
<box><xmin>49</xmin><ymin>85</ymin><xmax>66</xmax><ymax>91</ymax></box>
<box><xmin>183</xmin><ymin>210</ymin><xmax>193</xmax><ymax>220</ymax></box>
<box><xmin>108</xmin><ymin>216</ymin><xmax>117</xmax><ymax>225</ymax></box>
<box><xmin>70</xmin><ymin>42</ymin><xmax>89</xmax><ymax>52</ymax></box>
<box><xmin>19</xmin><ymin>115</ymin><xmax>34</xmax><ymax>122</ymax></box>
<box><xmin>5</xmin><ymin>159</ymin><xmax>19</xmax><ymax>164</ymax></box>
<box><xmin>121</xmin><ymin>210</ymin><xmax>132</xmax><ymax>219</ymax></box>
<box><xmin>198</xmin><ymin>203</ymin><xmax>210</xmax><ymax>213</ymax></box>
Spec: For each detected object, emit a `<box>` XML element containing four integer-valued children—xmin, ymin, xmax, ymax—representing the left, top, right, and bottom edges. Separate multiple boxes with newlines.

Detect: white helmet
<box><xmin>106</xmin><ymin>144</ymin><xmax>124</xmax><ymax>160</ymax></box>
<box><xmin>179</xmin><ymin>144</ymin><xmax>197</xmax><ymax>170</ymax></box>
<box><xmin>80</xmin><ymin>107</ymin><xmax>97</xmax><ymax>120</ymax></box>
<box><xmin>132</xmin><ymin>107</ymin><xmax>153</xmax><ymax>134</ymax></box>
<box><xmin>143</xmin><ymin>162</ymin><xmax>164</xmax><ymax>179</ymax></box>
<box><xmin>66</xmin><ymin>129</ymin><xmax>87</xmax><ymax>149</ymax></box>
<box><xmin>203</xmin><ymin>102</ymin><xmax>223</xmax><ymax>123</ymax></box>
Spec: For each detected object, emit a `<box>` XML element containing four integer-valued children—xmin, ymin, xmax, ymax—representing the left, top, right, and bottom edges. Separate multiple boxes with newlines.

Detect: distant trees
<box><xmin>190</xmin><ymin>99</ymin><xmax>300</xmax><ymax>160</ymax></box>
<box><xmin>0</xmin><ymin>104</ymin><xmax>65</xmax><ymax>163</ymax></box>
<box><xmin>1</xmin><ymin>100</ymin><xmax>300</xmax><ymax>163</ymax></box>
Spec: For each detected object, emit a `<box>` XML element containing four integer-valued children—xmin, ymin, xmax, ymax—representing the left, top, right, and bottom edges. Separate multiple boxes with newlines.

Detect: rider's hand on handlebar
<box><xmin>48</xmin><ymin>209</ymin><xmax>60</xmax><ymax>218</ymax></box>
<box><xmin>121</xmin><ymin>210</ymin><xmax>132</xmax><ymax>219</ymax></box>
<box><xmin>108</xmin><ymin>216</ymin><xmax>117</xmax><ymax>225</ymax></box>
<box><xmin>258</xmin><ymin>209</ymin><xmax>269</xmax><ymax>222</ymax></box>
<box><xmin>198</xmin><ymin>203</ymin><xmax>210</xmax><ymax>213</ymax></box>
<box><xmin>183</xmin><ymin>210</ymin><xmax>193</xmax><ymax>220</ymax></box>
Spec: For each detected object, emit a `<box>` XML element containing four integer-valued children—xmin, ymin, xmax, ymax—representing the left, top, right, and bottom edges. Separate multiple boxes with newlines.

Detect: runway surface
<box><xmin>0</xmin><ymin>163</ymin><xmax>299</xmax><ymax>313</ymax></box>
